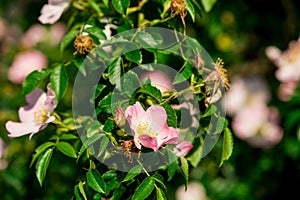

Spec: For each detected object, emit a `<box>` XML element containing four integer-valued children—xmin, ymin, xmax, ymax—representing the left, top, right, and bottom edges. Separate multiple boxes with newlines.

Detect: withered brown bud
<box><xmin>171</xmin><ymin>0</ymin><xmax>187</xmax><ymax>18</ymax></box>
<box><xmin>74</xmin><ymin>35</ymin><xmax>96</xmax><ymax>55</ymax></box>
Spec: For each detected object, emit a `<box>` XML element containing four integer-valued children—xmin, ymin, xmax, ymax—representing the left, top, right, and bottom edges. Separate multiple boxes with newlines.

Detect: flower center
<box><xmin>34</xmin><ymin>108</ymin><xmax>48</xmax><ymax>124</ymax></box>
<box><xmin>136</xmin><ymin>121</ymin><xmax>158</xmax><ymax>137</ymax></box>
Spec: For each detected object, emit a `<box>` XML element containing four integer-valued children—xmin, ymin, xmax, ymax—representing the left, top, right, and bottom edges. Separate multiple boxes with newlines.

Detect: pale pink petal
<box><xmin>139</xmin><ymin>70</ymin><xmax>173</xmax><ymax>93</ymax></box>
<box><xmin>125</xmin><ymin>102</ymin><xmax>147</xmax><ymax>127</ymax></box>
<box><xmin>38</xmin><ymin>3</ymin><xmax>68</xmax><ymax>24</ymax></box>
<box><xmin>174</xmin><ymin>141</ymin><xmax>193</xmax><ymax>157</ymax></box>
<box><xmin>265</xmin><ymin>46</ymin><xmax>282</xmax><ymax>62</ymax></box>
<box><xmin>19</xmin><ymin>93</ymin><xmax>47</xmax><ymax>123</ymax></box>
<box><xmin>139</xmin><ymin>135</ymin><xmax>159</xmax><ymax>151</ymax></box>
<box><xmin>158</xmin><ymin>126</ymin><xmax>178</xmax><ymax>147</ymax></box>
<box><xmin>44</xmin><ymin>84</ymin><xmax>57</xmax><ymax>113</ymax></box>
<box><xmin>6</xmin><ymin>121</ymin><xmax>41</xmax><ymax>138</ymax></box>
<box><xmin>25</xmin><ymin>88</ymin><xmax>44</xmax><ymax>108</ymax></box>
<box><xmin>146</xmin><ymin>105</ymin><xmax>167</xmax><ymax>132</ymax></box>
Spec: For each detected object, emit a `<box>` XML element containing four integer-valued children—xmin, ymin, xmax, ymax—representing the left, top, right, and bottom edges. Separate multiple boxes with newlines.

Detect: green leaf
<box><xmin>56</xmin><ymin>141</ymin><xmax>77</xmax><ymax>158</ymax></box>
<box><xmin>120</xmin><ymin>71</ymin><xmax>140</xmax><ymax>96</ymax></box>
<box><xmin>122</xmin><ymin>165</ymin><xmax>143</xmax><ymax>182</ymax></box>
<box><xmin>60</xmin><ymin>30</ymin><xmax>77</xmax><ymax>52</ymax></box>
<box><xmin>111</xmin><ymin>185</ymin><xmax>126</xmax><ymax>200</ymax></box>
<box><xmin>86</xmin><ymin>170</ymin><xmax>106</xmax><ymax>193</ymax></box>
<box><xmin>186</xmin><ymin>0</ymin><xmax>195</xmax><ymax>22</ymax></box>
<box><xmin>74</xmin><ymin>185</ymin><xmax>83</xmax><ymax>200</ymax></box>
<box><xmin>173</xmin><ymin>61</ymin><xmax>193</xmax><ymax>85</ymax></box>
<box><xmin>78</xmin><ymin>181</ymin><xmax>88</xmax><ymax>200</ymax></box>
<box><xmin>88</xmin><ymin>0</ymin><xmax>102</xmax><ymax>14</ymax></box>
<box><xmin>137</xmin><ymin>84</ymin><xmax>162</xmax><ymax>103</ymax></box>
<box><xmin>219</xmin><ymin>128</ymin><xmax>233</xmax><ymax>166</ymax></box>
<box><xmin>135</xmin><ymin>31</ymin><xmax>159</xmax><ymax>49</ymax></box>
<box><xmin>59</xmin><ymin>134</ymin><xmax>78</xmax><ymax>140</ymax></box>
<box><xmin>31</xmin><ymin>142</ymin><xmax>55</xmax><ymax>167</ymax></box>
<box><xmin>50</xmin><ymin>64</ymin><xmax>68</xmax><ymax>101</ymax></box>
<box><xmin>167</xmin><ymin>161</ymin><xmax>178</xmax><ymax>181</ymax></box>
<box><xmin>73</xmin><ymin>59</ymin><xmax>86</xmax><ymax>76</ymax></box>
<box><xmin>97</xmin><ymin>135</ymin><xmax>110</xmax><ymax>157</ymax></box>
<box><xmin>35</xmin><ymin>148</ymin><xmax>53</xmax><ymax>186</ymax></box>
<box><xmin>22</xmin><ymin>69</ymin><xmax>51</xmax><ymax>95</ymax></box>
<box><xmin>162</xmin><ymin>104</ymin><xmax>177</xmax><ymax>127</ymax></box>
<box><xmin>106</xmin><ymin>177</ymin><xmax>121</xmax><ymax>191</ymax></box>
<box><xmin>87</xmin><ymin>121</ymin><xmax>102</xmax><ymax>137</ymax></box>
<box><xmin>152</xmin><ymin>174</ymin><xmax>167</xmax><ymax>190</ymax></box>
<box><xmin>214</xmin><ymin>117</ymin><xmax>228</xmax><ymax>134</ymax></box>
<box><xmin>156</xmin><ymin>187</ymin><xmax>167</xmax><ymax>200</ymax></box>
<box><xmin>97</xmin><ymin>93</ymin><xmax>112</xmax><ymax>114</ymax></box>
<box><xmin>112</xmin><ymin>0</ymin><xmax>130</xmax><ymax>15</ymax></box>
<box><xmin>202</xmin><ymin>104</ymin><xmax>217</xmax><ymax>117</ymax></box>
<box><xmin>84</xmin><ymin>26</ymin><xmax>106</xmax><ymax>40</ymax></box>
<box><xmin>201</xmin><ymin>0</ymin><xmax>217</xmax><ymax>12</ymax></box>
<box><xmin>132</xmin><ymin>177</ymin><xmax>155</xmax><ymax>200</ymax></box>
<box><xmin>108</xmin><ymin>57</ymin><xmax>122</xmax><ymax>85</ymax></box>
<box><xmin>180</xmin><ymin>157</ymin><xmax>189</xmax><ymax>186</ymax></box>
<box><xmin>125</xmin><ymin>49</ymin><xmax>142</xmax><ymax>64</ymax></box>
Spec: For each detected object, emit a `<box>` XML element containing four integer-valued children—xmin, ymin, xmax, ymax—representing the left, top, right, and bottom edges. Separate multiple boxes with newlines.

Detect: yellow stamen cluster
<box><xmin>136</xmin><ymin>121</ymin><xmax>158</xmax><ymax>137</ymax></box>
<box><xmin>74</xmin><ymin>35</ymin><xmax>96</xmax><ymax>55</ymax></box>
<box><xmin>214</xmin><ymin>58</ymin><xmax>230</xmax><ymax>90</ymax></box>
<box><xmin>34</xmin><ymin>108</ymin><xmax>48</xmax><ymax>124</ymax></box>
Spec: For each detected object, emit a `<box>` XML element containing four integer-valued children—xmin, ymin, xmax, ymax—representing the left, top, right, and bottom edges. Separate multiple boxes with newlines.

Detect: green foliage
<box><xmin>50</xmin><ymin>64</ymin><xmax>69</xmax><ymax>100</ymax></box>
<box><xmin>22</xmin><ymin>69</ymin><xmax>51</xmax><ymax>95</ymax></box>
<box><xmin>132</xmin><ymin>177</ymin><xmax>155</xmax><ymax>200</ymax></box>
<box><xmin>35</xmin><ymin>148</ymin><xmax>53</xmax><ymax>186</ymax></box>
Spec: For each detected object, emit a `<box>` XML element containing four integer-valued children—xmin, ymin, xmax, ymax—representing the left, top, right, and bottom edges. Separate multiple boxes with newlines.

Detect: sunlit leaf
<box><xmin>35</xmin><ymin>148</ymin><xmax>53</xmax><ymax>186</ymax></box>
<box><xmin>132</xmin><ymin>177</ymin><xmax>155</xmax><ymax>200</ymax></box>
<box><xmin>219</xmin><ymin>128</ymin><xmax>233</xmax><ymax>166</ymax></box>
<box><xmin>86</xmin><ymin>170</ymin><xmax>106</xmax><ymax>193</ymax></box>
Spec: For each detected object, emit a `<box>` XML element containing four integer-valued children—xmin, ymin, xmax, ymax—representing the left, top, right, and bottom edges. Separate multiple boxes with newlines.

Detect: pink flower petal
<box><xmin>19</xmin><ymin>93</ymin><xmax>47</xmax><ymax>123</ymax></box>
<box><xmin>139</xmin><ymin>135</ymin><xmax>159</xmax><ymax>151</ymax></box>
<box><xmin>146</xmin><ymin>105</ymin><xmax>167</xmax><ymax>132</ymax></box>
<box><xmin>38</xmin><ymin>3</ymin><xmax>68</xmax><ymax>24</ymax></box>
<box><xmin>5</xmin><ymin>121</ymin><xmax>41</xmax><ymax>138</ymax></box>
<box><xmin>125</xmin><ymin>102</ymin><xmax>147</xmax><ymax>128</ymax></box>
<box><xmin>174</xmin><ymin>141</ymin><xmax>193</xmax><ymax>157</ymax></box>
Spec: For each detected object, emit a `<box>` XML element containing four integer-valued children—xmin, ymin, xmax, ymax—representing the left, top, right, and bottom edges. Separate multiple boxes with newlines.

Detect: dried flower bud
<box><xmin>74</xmin><ymin>35</ymin><xmax>96</xmax><ymax>55</ymax></box>
<box><xmin>171</xmin><ymin>0</ymin><xmax>187</xmax><ymax>26</ymax></box>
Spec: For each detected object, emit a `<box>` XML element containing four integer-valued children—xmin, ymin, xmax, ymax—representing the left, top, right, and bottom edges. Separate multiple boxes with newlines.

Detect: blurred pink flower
<box><xmin>232</xmin><ymin>103</ymin><xmax>283</xmax><ymax>148</ymax></box>
<box><xmin>8</xmin><ymin>50</ymin><xmax>48</xmax><ymax>84</ymax></box>
<box><xmin>266</xmin><ymin>37</ymin><xmax>300</xmax><ymax>100</ymax></box>
<box><xmin>125</xmin><ymin>102</ymin><xmax>178</xmax><ymax>151</ymax></box>
<box><xmin>5</xmin><ymin>84</ymin><xmax>57</xmax><ymax>139</ymax></box>
<box><xmin>21</xmin><ymin>24</ymin><xmax>47</xmax><ymax>48</ymax></box>
<box><xmin>225</xmin><ymin>76</ymin><xmax>270</xmax><ymax>115</ymax></box>
<box><xmin>176</xmin><ymin>182</ymin><xmax>208</xmax><ymax>200</ymax></box>
<box><xmin>50</xmin><ymin>22</ymin><xmax>67</xmax><ymax>44</ymax></box>
<box><xmin>0</xmin><ymin>138</ymin><xmax>8</xmax><ymax>170</ymax></box>
<box><xmin>140</xmin><ymin>70</ymin><xmax>173</xmax><ymax>93</ymax></box>
<box><xmin>21</xmin><ymin>23</ymin><xmax>66</xmax><ymax>48</ymax></box>
<box><xmin>38</xmin><ymin>0</ymin><xmax>70</xmax><ymax>24</ymax></box>
<box><xmin>173</xmin><ymin>141</ymin><xmax>193</xmax><ymax>157</ymax></box>
<box><xmin>226</xmin><ymin>75</ymin><xmax>283</xmax><ymax>148</ymax></box>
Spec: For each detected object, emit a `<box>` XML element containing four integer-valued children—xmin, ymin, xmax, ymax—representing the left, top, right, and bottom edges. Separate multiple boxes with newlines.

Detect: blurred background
<box><xmin>1</xmin><ymin>0</ymin><xmax>300</xmax><ymax>199</ymax></box>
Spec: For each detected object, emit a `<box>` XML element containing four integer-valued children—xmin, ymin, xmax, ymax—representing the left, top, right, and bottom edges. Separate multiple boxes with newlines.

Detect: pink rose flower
<box><xmin>124</xmin><ymin>102</ymin><xmax>178</xmax><ymax>151</ymax></box>
<box><xmin>173</xmin><ymin>141</ymin><xmax>193</xmax><ymax>157</ymax></box>
<box><xmin>266</xmin><ymin>37</ymin><xmax>300</xmax><ymax>100</ymax></box>
<box><xmin>38</xmin><ymin>0</ymin><xmax>70</xmax><ymax>24</ymax></box>
<box><xmin>140</xmin><ymin>70</ymin><xmax>173</xmax><ymax>93</ymax></box>
<box><xmin>8</xmin><ymin>50</ymin><xmax>48</xmax><ymax>84</ymax></box>
<box><xmin>232</xmin><ymin>102</ymin><xmax>283</xmax><ymax>148</ymax></box>
<box><xmin>5</xmin><ymin>84</ymin><xmax>57</xmax><ymax>139</ymax></box>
